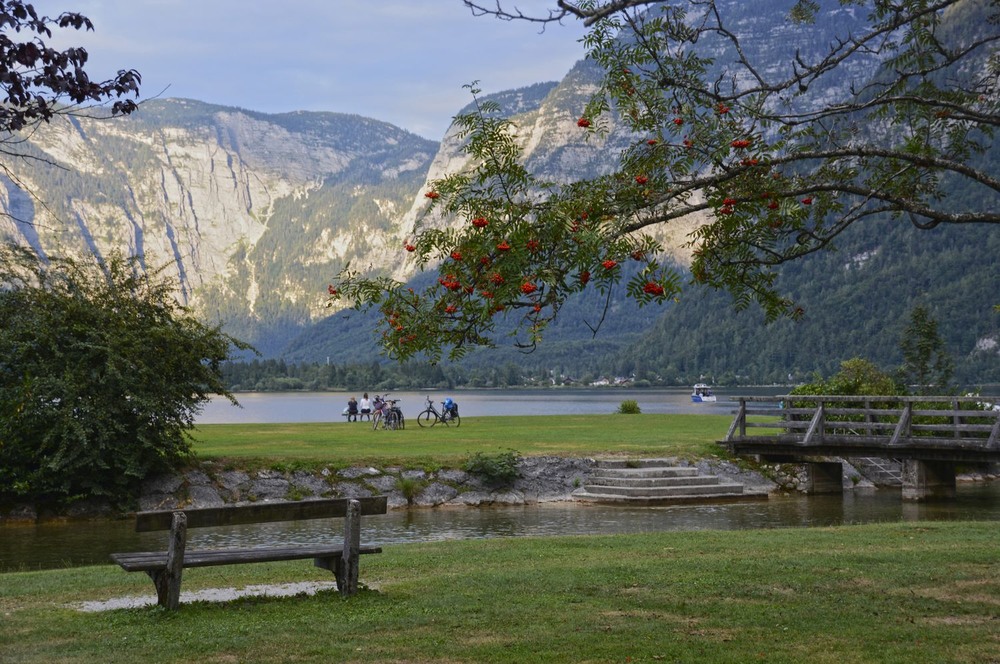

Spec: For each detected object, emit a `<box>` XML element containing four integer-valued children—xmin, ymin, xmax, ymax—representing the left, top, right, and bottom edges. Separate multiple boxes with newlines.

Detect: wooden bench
<box><xmin>111</xmin><ymin>496</ymin><xmax>387</xmax><ymax>610</ymax></box>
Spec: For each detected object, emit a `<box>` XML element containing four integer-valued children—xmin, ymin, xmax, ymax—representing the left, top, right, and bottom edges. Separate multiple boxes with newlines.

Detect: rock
<box><xmin>448</xmin><ymin>491</ymin><xmax>492</xmax><ymax>506</ymax></box>
<box><xmin>338</xmin><ymin>466</ymin><xmax>381</xmax><ymax>479</ymax></box>
<box><xmin>414</xmin><ymin>482</ymin><xmax>459</xmax><ymax>507</ymax></box>
<box><xmin>386</xmin><ymin>493</ymin><xmax>410</xmax><ymax>509</ymax></box>
<box><xmin>489</xmin><ymin>489</ymin><xmax>525</xmax><ymax>505</ymax></box>
<box><xmin>143</xmin><ymin>474</ymin><xmax>184</xmax><ymax>495</ymax></box>
<box><xmin>291</xmin><ymin>471</ymin><xmax>330</xmax><ymax>497</ymax></box>
<box><xmin>185</xmin><ymin>470</ymin><xmax>213</xmax><ymax>486</ymax></box>
<box><xmin>248</xmin><ymin>478</ymin><xmax>291</xmax><ymax>501</ymax></box>
<box><xmin>332</xmin><ymin>482</ymin><xmax>374</xmax><ymax>499</ymax></box>
<box><xmin>367</xmin><ymin>475</ymin><xmax>399</xmax><ymax>493</ymax></box>
<box><xmin>435</xmin><ymin>468</ymin><xmax>470</xmax><ymax>483</ymax></box>
<box><xmin>217</xmin><ymin>470</ymin><xmax>250</xmax><ymax>491</ymax></box>
<box><xmin>187</xmin><ymin>485</ymin><xmax>225</xmax><ymax>507</ymax></box>
<box><xmin>401</xmin><ymin>469</ymin><xmax>427</xmax><ymax>480</ymax></box>
<box><xmin>514</xmin><ymin>456</ymin><xmax>594</xmax><ymax>501</ymax></box>
<box><xmin>138</xmin><ymin>493</ymin><xmax>183</xmax><ymax>511</ymax></box>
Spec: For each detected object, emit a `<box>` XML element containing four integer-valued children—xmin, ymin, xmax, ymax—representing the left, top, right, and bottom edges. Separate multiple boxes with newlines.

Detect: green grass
<box><xmin>2</xmin><ymin>521</ymin><xmax>997</xmax><ymax>662</ymax></box>
<box><xmin>191</xmin><ymin>414</ymin><xmax>737</xmax><ymax>468</ymax></box>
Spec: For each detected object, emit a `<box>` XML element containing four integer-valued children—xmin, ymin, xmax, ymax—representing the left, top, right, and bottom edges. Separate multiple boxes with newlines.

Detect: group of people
<box><xmin>345</xmin><ymin>393</ymin><xmax>372</xmax><ymax>422</ymax></box>
<box><xmin>345</xmin><ymin>393</ymin><xmax>457</xmax><ymax>422</ymax></box>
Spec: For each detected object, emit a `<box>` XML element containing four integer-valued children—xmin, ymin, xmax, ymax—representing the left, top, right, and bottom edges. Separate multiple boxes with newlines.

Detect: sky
<box><xmin>52</xmin><ymin>1</ymin><xmax>589</xmax><ymax>140</ymax></box>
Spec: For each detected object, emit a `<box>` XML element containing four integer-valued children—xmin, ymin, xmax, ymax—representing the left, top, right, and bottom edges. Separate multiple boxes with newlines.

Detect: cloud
<box><xmin>51</xmin><ymin>0</ymin><xmax>587</xmax><ymax>139</ymax></box>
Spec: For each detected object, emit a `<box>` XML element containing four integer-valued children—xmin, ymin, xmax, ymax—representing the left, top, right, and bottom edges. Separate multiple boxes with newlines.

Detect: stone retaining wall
<box><xmin>3</xmin><ymin>456</ymin><xmax>995</xmax><ymax>521</ymax></box>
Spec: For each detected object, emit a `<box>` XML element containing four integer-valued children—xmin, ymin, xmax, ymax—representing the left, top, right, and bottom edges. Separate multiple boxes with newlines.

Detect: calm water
<box><xmin>197</xmin><ymin>387</ymin><xmax>783</xmax><ymax>423</ymax></box>
<box><xmin>3</xmin><ymin>483</ymin><xmax>998</xmax><ymax>572</ymax></box>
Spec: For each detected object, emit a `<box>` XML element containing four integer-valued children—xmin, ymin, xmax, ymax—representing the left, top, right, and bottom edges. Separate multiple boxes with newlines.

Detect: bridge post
<box><xmin>804</xmin><ymin>462</ymin><xmax>843</xmax><ymax>494</ymax></box>
<box><xmin>901</xmin><ymin>460</ymin><xmax>956</xmax><ymax>501</ymax></box>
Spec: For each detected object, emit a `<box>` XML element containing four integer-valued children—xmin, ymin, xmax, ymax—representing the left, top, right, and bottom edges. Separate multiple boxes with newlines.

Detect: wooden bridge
<box><xmin>721</xmin><ymin>395</ymin><xmax>1000</xmax><ymax>500</ymax></box>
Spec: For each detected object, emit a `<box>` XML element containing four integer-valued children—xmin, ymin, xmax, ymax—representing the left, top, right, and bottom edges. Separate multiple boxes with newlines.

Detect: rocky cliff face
<box><xmin>0</xmin><ymin>99</ymin><xmax>438</xmax><ymax>351</ymax></box>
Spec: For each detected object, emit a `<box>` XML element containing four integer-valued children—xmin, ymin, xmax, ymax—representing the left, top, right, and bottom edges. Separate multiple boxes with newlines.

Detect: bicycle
<box><xmin>386</xmin><ymin>399</ymin><xmax>404</xmax><ymax>430</ymax></box>
<box><xmin>416</xmin><ymin>396</ymin><xmax>460</xmax><ymax>427</ymax></box>
<box><xmin>372</xmin><ymin>395</ymin><xmax>404</xmax><ymax>430</ymax></box>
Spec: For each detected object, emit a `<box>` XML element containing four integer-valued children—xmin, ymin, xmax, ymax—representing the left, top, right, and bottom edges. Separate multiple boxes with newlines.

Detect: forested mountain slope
<box><xmin>285</xmin><ymin>0</ymin><xmax>999</xmax><ymax>384</ymax></box>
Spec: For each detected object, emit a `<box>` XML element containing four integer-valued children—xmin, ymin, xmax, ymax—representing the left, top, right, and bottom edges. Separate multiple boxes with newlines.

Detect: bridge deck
<box><xmin>721</xmin><ymin>395</ymin><xmax>1000</xmax><ymax>463</ymax></box>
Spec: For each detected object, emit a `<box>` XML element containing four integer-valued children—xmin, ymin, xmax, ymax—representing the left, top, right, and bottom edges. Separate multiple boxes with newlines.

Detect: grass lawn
<box><xmin>3</xmin><ymin>414</ymin><xmax>995</xmax><ymax>661</ymax></box>
<box><xmin>2</xmin><ymin>521</ymin><xmax>997</xmax><ymax>663</ymax></box>
<box><xmin>190</xmin><ymin>413</ymin><xmax>739</xmax><ymax>468</ymax></box>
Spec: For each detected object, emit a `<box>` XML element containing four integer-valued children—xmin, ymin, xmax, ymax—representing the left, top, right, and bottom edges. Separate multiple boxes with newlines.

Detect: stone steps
<box><xmin>573</xmin><ymin>458</ymin><xmax>760</xmax><ymax>506</ymax></box>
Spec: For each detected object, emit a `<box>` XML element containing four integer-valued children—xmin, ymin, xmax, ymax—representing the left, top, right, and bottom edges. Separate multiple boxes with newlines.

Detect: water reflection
<box><xmin>2</xmin><ymin>482</ymin><xmax>998</xmax><ymax>572</ymax></box>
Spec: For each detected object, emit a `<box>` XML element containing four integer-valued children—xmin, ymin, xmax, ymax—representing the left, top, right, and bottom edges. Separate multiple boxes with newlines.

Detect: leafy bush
<box><xmin>463</xmin><ymin>449</ymin><xmax>520</xmax><ymax>486</ymax></box>
<box><xmin>0</xmin><ymin>247</ymin><xmax>247</xmax><ymax>510</ymax></box>
<box><xmin>618</xmin><ymin>399</ymin><xmax>641</xmax><ymax>414</ymax></box>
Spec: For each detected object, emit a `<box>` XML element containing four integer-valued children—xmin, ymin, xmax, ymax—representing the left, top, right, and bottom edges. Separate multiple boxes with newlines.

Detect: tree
<box><xmin>0</xmin><ymin>247</ymin><xmax>248</xmax><ymax>509</ymax></box>
<box><xmin>898</xmin><ymin>305</ymin><xmax>953</xmax><ymax>391</ymax></box>
<box><xmin>332</xmin><ymin>0</ymin><xmax>999</xmax><ymax>361</ymax></box>
<box><xmin>792</xmin><ymin>357</ymin><xmax>902</xmax><ymax>397</ymax></box>
<box><xmin>0</xmin><ymin>1</ymin><xmax>140</xmax><ymax>179</ymax></box>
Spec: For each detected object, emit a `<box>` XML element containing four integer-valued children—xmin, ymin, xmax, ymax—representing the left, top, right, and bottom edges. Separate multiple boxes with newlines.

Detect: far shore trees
<box><xmin>332</xmin><ymin>0</ymin><xmax>999</xmax><ymax>361</ymax></box>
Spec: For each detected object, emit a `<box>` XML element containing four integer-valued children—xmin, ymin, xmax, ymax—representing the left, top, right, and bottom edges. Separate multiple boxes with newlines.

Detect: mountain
<box><xmin>1</xmin><ymin>0</ymin><xmax>997</xmax><ymax>384</ymax></box>
<box><xmin>0</xmin><ymin>99</ymin><xmax>438</xmax><ymax>354</ymax></box>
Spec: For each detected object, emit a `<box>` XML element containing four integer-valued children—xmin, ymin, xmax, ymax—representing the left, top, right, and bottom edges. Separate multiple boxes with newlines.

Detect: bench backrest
<box><xmin>134</xmin><ymin>496</ymin><xmax>388</xmax><ymax>532</ymax></box>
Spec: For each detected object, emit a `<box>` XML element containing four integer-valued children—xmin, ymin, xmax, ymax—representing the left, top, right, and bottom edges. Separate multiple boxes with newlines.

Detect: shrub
<box><xmin>0</xmin><ymin>248</ymin><xmax>247</xmax><ymax>510</ymax></box>
<box><xmin>464</xmin><ymin>449</ymin><xmax>520</xmax><ymax>486</ymax></box>
<box><xmin>396</xmin><ymin>476</ymin><xmax>427</xmax><ymax>505</ymax></box>
<box><xmin>618</xmin><ymin>399</ymin><xmax>642</xmax><ymax>414</ymax></box>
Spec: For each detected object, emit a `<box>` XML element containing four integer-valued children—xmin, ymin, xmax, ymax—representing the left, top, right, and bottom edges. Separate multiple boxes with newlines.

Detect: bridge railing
<box><xmin>725</xmin><ymin>395</ymin><xmax>1000</xmax><ymax>448</ymax></box>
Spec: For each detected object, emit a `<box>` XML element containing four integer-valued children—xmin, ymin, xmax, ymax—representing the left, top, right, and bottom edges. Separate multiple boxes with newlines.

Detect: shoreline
<box><xmin>7</xmin><ymin>453</ymin><xmax>996</xmax><ymax>523</ymax></box>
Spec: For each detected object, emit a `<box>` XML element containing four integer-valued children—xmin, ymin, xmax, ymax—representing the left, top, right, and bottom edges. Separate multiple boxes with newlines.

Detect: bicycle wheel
<box><xmin>372</xmin><ymin>411</ymin><xmax>382</xmax><ymax>431</ymax></box>
<box><xmin>397</xmin><ymin>413</ymin><xmax>405</xmax><ymax>430</ymax></box>
<box><xmin>451</xmin><ymin>414</ymin><xmax>460</xmax><ymax>428</ymax></box>
<box><xmin>417</xmin><ymin>410</ymin><xmax>436</xmax><ymax>427</ymax></box>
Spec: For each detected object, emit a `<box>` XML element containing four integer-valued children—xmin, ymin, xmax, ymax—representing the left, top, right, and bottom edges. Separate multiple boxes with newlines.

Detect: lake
<box><xmin>197</xmin><ymin>386</ymin><xmax>785</xmax><ymax>423</ymax></box>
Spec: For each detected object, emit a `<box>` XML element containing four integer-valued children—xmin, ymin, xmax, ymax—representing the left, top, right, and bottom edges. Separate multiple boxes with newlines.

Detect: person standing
<box><xmin>347</xmin><ymin>396</ymin><xmax>359</xmax><ymax>422</ymax></box>
<box><xmin>359</xmin><ymin>393</ymin><xmax>372</xmax><ymax>421</ymax></box>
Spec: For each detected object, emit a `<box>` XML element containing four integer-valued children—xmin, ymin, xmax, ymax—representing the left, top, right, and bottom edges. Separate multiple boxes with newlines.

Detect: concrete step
<box><xmin>579</xmin><ymin>458</ymin><xmax>754</xmax><ymax>506</ymax></box>
<box><xmin>590</xmin><ymin>467</ymin><xmax>699</xmax><ymax>480</ymax></box>
<box><xmin>585</xmin><ymin>475</ymin><xmax>720</xmax><ymax>488</ymax></box>
<box><xmin>580</xmin><ymin>483</ymin><xmax>745</xmax><ymax>498</ymax></box>
<box><xmin>595</xmin><ymin>458</ymin><xmax>680</xmax><ymax>469</ymax></box>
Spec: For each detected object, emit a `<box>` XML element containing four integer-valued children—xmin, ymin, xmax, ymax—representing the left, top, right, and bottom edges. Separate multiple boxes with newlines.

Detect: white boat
<box><xmin>691</xmin><ymin>384</ymin><xmax>717</xmax><ymax>403</ymax></box>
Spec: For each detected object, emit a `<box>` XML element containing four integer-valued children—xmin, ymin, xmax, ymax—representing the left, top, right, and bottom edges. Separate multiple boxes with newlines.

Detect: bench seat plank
<box><xmin>112</xmin><ymin>544</ymin><xmax>382</xmax><ymax>572</ymax></box>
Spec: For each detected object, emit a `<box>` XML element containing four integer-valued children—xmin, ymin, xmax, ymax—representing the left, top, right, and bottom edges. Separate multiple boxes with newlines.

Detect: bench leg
<box><xmin>152</xmin><ymin>511</ymin><xmax>187</xmax><ymax>610</ymax></box>
<box><xmin>313</xmin><ymin>499</ymin><xmax>362</xmax><ymax>597</ymax></box>
<box><xmin>339</xmin><ymin>500</ymin><xmax>361</xmax><ymax>596</ymax></box>
<box><xmin>313</xmin><ymin>555</ymin><xmax>341</xmax><ymax>583</ymax></box>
